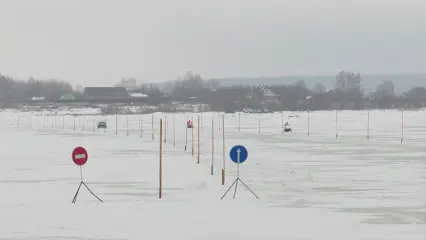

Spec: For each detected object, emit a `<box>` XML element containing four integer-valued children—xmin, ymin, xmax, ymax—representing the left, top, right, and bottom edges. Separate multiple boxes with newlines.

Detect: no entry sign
<box><xmin>72</xmin><ymin>147</ymin><xmax>88</xmax><ymax>166</ymax></box>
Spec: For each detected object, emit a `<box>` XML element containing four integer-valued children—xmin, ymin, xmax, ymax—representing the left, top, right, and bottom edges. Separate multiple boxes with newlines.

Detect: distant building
<box><xmin>250</xmin><ymin>85</ymin><xmax>280</xmax><ymax>104</ymax></box>
<box><xmin>262</xmin><ymin>88</ymin><xmax>280</xmax><ymax>104</ymax></box>
<box><xmin>129</xmin><ymin>92</ymin><xmax>148</xmax><ymax>98</ymax></box>
<box><xmin>30</xmin><ymin>97</ymin><xmax>45</xmax><ymax>101</ymax></box>
<box><xmin>60</xmin><ymin>94</ymin><xmax>75</xmax><ymax>100</ymax></box>
<box><xmin>83</xmin><ymin>87</ymin><xmax>130</xmax><ymax>99</ymax></box>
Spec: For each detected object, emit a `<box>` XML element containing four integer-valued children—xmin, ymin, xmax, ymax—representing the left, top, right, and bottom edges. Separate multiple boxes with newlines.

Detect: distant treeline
<box><xmin>133</xmin><ymin>71</ymin><xmax>426</xmax><ymax>111</ymax></box>
<box><xmin>0</xmin><ymin>74</ymin><xmax>77</xmax><ymax>101</ymax></box>
<box><xmin>1</xmin><ymin>71</ymin><xmax>426</xmax><ymax>110</ymax></box>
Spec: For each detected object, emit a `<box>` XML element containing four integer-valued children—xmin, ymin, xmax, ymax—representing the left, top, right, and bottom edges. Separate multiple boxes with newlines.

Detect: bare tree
<box><xmin>333</xmin><ymin>71</ymin><xmax>364</xmax><ymax>109</ymax></box>
<box><xmin>118</xmin><ymin>77</ymin><xmax>137</xmax><ymax>89</ymax></box>
<box><xmin>335</xmin><ymin>71</ymin><xmax>362</xmax><ymax>92</ymax></box>
<box><xmin>375</xmin><ymin>80</ymin><xmax>396</xmax><ymax>100</ymax></box>
<box><xmin>0</xmin><ymin>73</ymin><xmax>76</xmax><ymax>101</ymax></box>
<box><xmin>170</xmin><ymin>71</ymin><xmax>211</xmax><ymax>102</ymax></box>
<box><xmin>75</xmin><ymin>84</ymin><xmax>84</xmax><ymax>93</ymax></box>
<box><xmin>403</xmin><ymin>87</ymin><xmax>426</xmax><ymax>101</ymax></box>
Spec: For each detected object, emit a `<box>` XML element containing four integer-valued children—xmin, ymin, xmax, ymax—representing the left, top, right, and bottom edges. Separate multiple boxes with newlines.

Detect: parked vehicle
<box><xmin>97</xmin><ymin>121</ymin><xmax>107</xmax><ymax>129</ymax></box>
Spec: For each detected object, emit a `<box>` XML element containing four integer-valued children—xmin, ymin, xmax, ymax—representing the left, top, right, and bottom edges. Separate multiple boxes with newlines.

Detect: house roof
<box><xmin>83</xmin><ymin>87</ymin><xmax>130</xmax><ymax>98</ymax></box>
<box><xmin>263</xmin><ymin>88</ymin><xmax>276</xmax><ymax>97</ymax></box>
<box><xmin>61</xmin><ymin>94</ymin><xmax>75</xmax><ymax>100</ymax></box>
<box><xmin>130</xmin><ymin>92</ymin><xmax>148</xmax><ymax>98</ymax></box>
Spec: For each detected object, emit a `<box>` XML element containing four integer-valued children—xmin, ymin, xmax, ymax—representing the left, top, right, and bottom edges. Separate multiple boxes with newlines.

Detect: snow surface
<box><xmin>0</xmin><ymin>109</ymin><xmax>425</xmax><ymax>240</ymax></box>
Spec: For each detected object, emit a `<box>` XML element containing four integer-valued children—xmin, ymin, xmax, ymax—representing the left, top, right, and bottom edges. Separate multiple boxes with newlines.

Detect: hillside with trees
<box><xmin>1</xmin><ymin>71</ymin><xmax>425</xmax><ymax>111</ymax></box>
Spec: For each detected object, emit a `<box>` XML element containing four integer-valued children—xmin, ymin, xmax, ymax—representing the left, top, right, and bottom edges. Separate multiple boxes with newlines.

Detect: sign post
<box><xmin>71</xmin><ymin>147</ymin><xmax>103</xmax><ymax>203</ymax></box>
<box><xmin>221</xmin><ymin>145</ymin><xmax>258</xmax><ymax>199</ymax></box>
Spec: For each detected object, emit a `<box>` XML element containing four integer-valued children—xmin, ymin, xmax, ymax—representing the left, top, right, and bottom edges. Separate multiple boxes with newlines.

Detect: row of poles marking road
<box><xmin>232</xmin><ymin>110</ymin><xmax>408</xmax><ymax>143</ymax></box>
<box><xmin>15</xmin><ymin>109</ymin><xmax>415</xmax><ymax>150</ymax></box>
<box><xmin>15</xmin><ymin>109</ymin><xmax>414</xmax><ymax>147</ymax></box>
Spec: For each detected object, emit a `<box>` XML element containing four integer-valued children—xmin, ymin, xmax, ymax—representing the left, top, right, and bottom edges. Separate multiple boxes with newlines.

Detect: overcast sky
<box><xmin>0</xmin><ymin>0</ymin><xmax>425</xmax><ymax>86</ymax></box>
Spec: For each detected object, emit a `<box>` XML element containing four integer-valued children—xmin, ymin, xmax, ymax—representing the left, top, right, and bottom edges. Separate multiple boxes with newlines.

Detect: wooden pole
<box><xmin>211</xmin><ymin>117</ymin><xmax>214</xmax><ymax>175</ymax></box>
<box><xmin>197</xmin><ymin>115</ymin><xmax>200</xmax><ymax>164</ymax></box>
<box><xmin>104</xmin><ymin>115</ymin><xmax>107</xmax><ymax>133</ymax></box>
<box><xmin>192</xmin><ymin>116</ymin><xmax>194</xmax><ymax>156</ymax></box>
<box><xmin>335</xmin><ymin>110</ymin><xmax>338</xmax><ymax>139</ymax></box>
<box><xmin>281</xmin><ymin>111</ymin><xmax>284</xmax><ymax>134</ymax></box>
<box><xmin>164</xmin><ymin>116</ymin><xmax>167</xmax><ymax>143</ymax></box>
<box><xmin>140</xmin><ymin>114</ymin><xmax>143</xmax><ymax>138</ymax></box>
<box><xmin>184</xmin><ymin>116</ymin><xmax>188</xmax><ymax>151</ymax></box>
<box><xmin>126</xmin><ymin>115</ymin><xmax>129</xmax><ymax>136</ymax></box>
<box><xmin>82</xmin><ymin>115</ymin><xmax>85</xmax><ymax>131</ymax></box>
<box><xmin>159</xmin><ymin>119</ymin><xmax>163</xmax><ymax>199</ymax></box>
<box><xmin>167</xmin><ymin>115</ymin><xmax>169</xmax><ymax>136</ymax></box>
<box><xmin>308</xmin><ymin>110</ymin><xmax>310</xmax><ymax>136</ymax></box>
<box><xmin>222</xmin><ymin>114</ymin><xmax>225</xmax><ymax>185</ymax></box>
<box><xmin>238</xmin><ymin>113</ymin><xmax>241</xmax><ymax>132</ymax></box>
<box><xmin>152</xmin><ymin>114</ymin><xmax>154</xmax><ymax>140</ymax></box>
<box><xmin>173</xmin><ymin>115</ymin><xmax>176</xmax><ymax>146</ymax></box>
<box><xmin>258</xmin><ymin>112</ymin><xmax>260</xmax><ymax>133</ymax></box>
<box><xmin>401</xmin><ymin>109</ymin><xmax>404</xmax><ymax>144</ymax></box>
<box><xmin>73</xmin><ymin>115</ymin><xmax>76</xmax><ymax>131</ymax></box>
<box><xmin>367</xmin><ymin>111</ymin><xmax>370</xmax><ymax>140</ymax></box>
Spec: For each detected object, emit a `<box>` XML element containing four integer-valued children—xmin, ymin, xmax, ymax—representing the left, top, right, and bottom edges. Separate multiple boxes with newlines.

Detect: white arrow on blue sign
<box><xmin>229</xmin><ymin>145</ymin><xmax>248</xmax><ymax>164</ymax></box>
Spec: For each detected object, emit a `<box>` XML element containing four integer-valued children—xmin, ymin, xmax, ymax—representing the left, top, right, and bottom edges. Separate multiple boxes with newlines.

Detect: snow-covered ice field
<box><xmin>1</xmin><ymin>109</ymin><xmax>425</xmax><ymax>240</ymax></box>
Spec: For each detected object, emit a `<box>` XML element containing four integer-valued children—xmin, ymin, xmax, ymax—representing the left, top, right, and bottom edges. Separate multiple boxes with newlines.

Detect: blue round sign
<box><xmin>229</xmin><ymin>145</ymin><xmax>248</xmax><ymax>164</ymax></box>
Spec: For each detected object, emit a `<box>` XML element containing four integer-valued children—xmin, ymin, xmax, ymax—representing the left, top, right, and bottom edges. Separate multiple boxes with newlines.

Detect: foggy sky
<box><xmin>0</xmin><ymin>0</ymin><xmax>425</xmax><ymax>86</ymax></box>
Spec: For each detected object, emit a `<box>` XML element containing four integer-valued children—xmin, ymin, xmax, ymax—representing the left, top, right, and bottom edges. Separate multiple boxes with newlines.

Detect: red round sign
<box><xmin>72</xmin><ymin>147</ymin><xmax>88</xmax><ymax>166</ymax></box>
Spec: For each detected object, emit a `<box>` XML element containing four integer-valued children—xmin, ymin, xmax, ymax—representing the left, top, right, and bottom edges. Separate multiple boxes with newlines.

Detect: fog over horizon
<box><xmin>0</xmin><ymin>0</ymin><xmax>425</xmax><ymax>86</ymax></box>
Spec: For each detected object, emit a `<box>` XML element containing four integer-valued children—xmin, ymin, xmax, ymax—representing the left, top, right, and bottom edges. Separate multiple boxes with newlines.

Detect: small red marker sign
<box><xmin>72</xmin><ymin>147</ymin><xmax>88</xmax><ymax>166</ymax></box>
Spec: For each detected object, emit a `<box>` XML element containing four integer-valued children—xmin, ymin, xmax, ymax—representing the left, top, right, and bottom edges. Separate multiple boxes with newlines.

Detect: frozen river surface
<box><xmin>0</xmin><ymin>109</ymin><xmax>425</xmax><ymax>240</ymax></box>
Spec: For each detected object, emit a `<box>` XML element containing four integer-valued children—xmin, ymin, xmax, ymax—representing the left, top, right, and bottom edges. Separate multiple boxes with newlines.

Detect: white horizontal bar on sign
<box><xmin>75</xmin><ymin>154</ymin><xmax>86</xmax><ymax>159</ymax></box>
